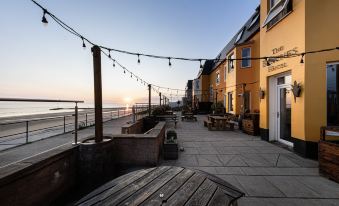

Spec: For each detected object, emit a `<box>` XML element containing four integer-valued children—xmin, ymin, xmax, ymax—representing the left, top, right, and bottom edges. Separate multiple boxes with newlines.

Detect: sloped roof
<box><xmin>211</xmin><ymin>6</ymin><xmax>260</xmax><ymax>71</ymax></box>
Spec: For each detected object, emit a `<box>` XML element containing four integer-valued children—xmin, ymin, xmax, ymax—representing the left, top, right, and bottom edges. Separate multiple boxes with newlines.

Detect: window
<box><xmin>216</xmin><ymin>73</ymin><xmax>220</xmax><ymax>84</ymax></box>
<box><xmin>263</xmin><ymin>0</ymin><xmax>292</xmax><ymax>29</ymax></box>
<box><xmin>327</xmin><ymin>63</ymin><xmax>339</xmax><ymax>126</ymax></box>
<box><xmin>235</xmin><ymin>28</ymin><xmax>245</xmax><ymax>43</ymax></box>
<box><xmin>243</xmin><ymin>91</ymin><xmax>251</xmax><ymax>112</ymax></box>
<box><xmin>210</xmin><ymin>86</ymin><xmax>214</xmax><ymax>102</ymax></box>
<box><xmin>228</xmin><ymin>53</ymin><xmax>235</xmax><ymax>73</ymax></box>
<box><xmin>248</xmin><ymin>13</ymin><xmax>259</xmax><ymax>29</ymax></box>
<box><xmin>270</xmin><ymin>0</ymin><xmax>282</xmax><ymax>8</ymax></box>
<box><xmin>241</xmin><ymin>48</ymin><xmax>251</xmax><ymax>68</ymax></box>
<box><xmin>228</xmin><ymin>92</ymin><xmax>233</xmax><ymax>112</ymax></box>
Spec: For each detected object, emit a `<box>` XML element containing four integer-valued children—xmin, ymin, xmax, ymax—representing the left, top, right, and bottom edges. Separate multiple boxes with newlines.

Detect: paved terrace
<box><xmin>161</xmin><ymin>115</ymin><xmax>339</xmax><ymax>206</ymax></box>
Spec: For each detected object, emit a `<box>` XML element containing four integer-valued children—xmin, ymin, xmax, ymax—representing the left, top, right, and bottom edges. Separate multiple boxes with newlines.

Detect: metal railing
<box><xmin>0</xmin><ymin>99</ymin><xmax>149</xmax><ymax>149</ymax></box>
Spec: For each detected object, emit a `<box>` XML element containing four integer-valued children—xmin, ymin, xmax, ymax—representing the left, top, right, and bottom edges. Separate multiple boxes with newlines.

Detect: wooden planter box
<box><xmin>242</xmin><ymin>113</ymin><xmax>259</xmax><ymax>136</ymax></box>
<box><xmin>319</xmin><ymin>140</ymin><xmax>339</xmax><ymax>183</ymax></box>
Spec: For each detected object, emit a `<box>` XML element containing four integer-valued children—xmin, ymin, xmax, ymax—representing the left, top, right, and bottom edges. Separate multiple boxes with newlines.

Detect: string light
<box><xmin>137</xmin><ymin>54</ymin><xmax>141</xmax><ymax>64</ymax></box>
<box><xmin>266</xmin><ymin>58</ymin><xmax>271</xmax><ymax>66</ymax></box>
<box><xmin>41</xmin><ymin>9</ymin><xmax>48</xmax><ymax>24</ymax></box>
<box><xmin>108</xmin><ymin>49</ymin><xmax>111</xmax><ymax>58</ymax></box>
<box><xmin>113</xmin><ymin>59</ymin><xmax>115</xmax><ymax>67</ymax></box>
<box><xmin>200</xmin><ymin>59</ymin><xmax>203</xmax><ymax>69</ymax></box>
<box><xmin>123</xmin><ymin>69</ymin><xmax>126</xmax><ymax>74</ymax></box>
<box><xmin>168</xmin><ymin>58</ymin><xmax>172</xmax><ymax>67</ymax></box>
<box><xmin>231</xmin><ymin>60</ymin><xmax>234</xmax><ymax>69</ymax></box>
<box><xmin>300</xmin><ymin>53</ymin><xmax>305</xmax><ymax>64</ymax></box>
<box><xmin>81</xmin><ymin>37</ymin><xmax>86</xmax><ymax>49</ymax></box>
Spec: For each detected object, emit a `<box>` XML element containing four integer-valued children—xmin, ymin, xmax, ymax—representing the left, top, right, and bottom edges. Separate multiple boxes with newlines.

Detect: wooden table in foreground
<box><xmin>76</xmin><ymin>166</ymin><xmax>244</xmax><ymax>206</ymax></box>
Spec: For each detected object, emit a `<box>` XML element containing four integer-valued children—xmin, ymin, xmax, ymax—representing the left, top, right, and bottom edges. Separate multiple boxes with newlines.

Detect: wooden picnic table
<box><xmin>209</xmin><ymin>116</ymin><xmax>234</xmax><ymax>131</ymax></box>
<box><xmin>75</xmin><ymin>166</ymin><xmax>244</xmax><ymax>206</ymax></box>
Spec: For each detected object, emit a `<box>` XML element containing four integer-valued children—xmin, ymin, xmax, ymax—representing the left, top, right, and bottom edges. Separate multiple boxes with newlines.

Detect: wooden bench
<box><xmin>75</xmin><ymin>166</ymin><xmax>245</xmax><ymax>206</ymax></box>
<box><xmin>181</xmin><ymin>115</ymin><xmax>197</xmax><ymax>121</ymax></box>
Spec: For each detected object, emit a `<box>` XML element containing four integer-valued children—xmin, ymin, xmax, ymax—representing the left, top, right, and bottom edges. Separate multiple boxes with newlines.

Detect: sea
<box><xmin>0</xmin><ymin>102</ymin><xmax>125</xmax><ymax>118</ymax></box>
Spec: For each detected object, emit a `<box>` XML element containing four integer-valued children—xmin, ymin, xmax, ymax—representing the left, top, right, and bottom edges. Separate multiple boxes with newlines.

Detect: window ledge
<box><xmin>266</xmin><ymin>10</ymin><xmax>293</xmax><ymax>32</ymax></box>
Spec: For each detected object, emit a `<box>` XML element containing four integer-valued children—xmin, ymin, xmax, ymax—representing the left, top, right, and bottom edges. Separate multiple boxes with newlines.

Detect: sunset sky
<box><xmin>0</xmin><ymin>0</ymin><xmax>259</xmax><ymax>105</ymax></box>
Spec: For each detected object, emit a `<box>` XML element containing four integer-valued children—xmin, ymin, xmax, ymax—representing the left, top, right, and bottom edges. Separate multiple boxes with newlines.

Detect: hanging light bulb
<box><xmin>199</xmin><ymin>59</ymin><xmax>203</xmax><ymax>69</ymax></box>
<box><xmin>113</xmin><ymin>59</ymin><xmax>115</xmax><ymax>67</ymax></box>
<box><xmin>266</xmin><ymin>58</ymin><xmax>271</xmax><ymax>66</ymax></box>
<box><xmin>300</xmin><ymin>53</ymin><xmax>305</xmax><ymax>64</ymax></box>
<box><xmin>231</xmin><ymin>59</ymin><xmax>234</xmax><ymax>69</ymax></box>
<box><xmin>124</xmin><ymin>70</ymin><xmax>126</xmax><ymax>74</ymax></box>
<box><xmin>137</xmin><ymin>54</ymin><xmax>141</xmax><ymax>64</ymax></box>
<box><xmin>81</xmin><ymin>37</ymin><xmax>86</xmax><ymax>49</ymax></box>
<box><xmin>168</xmin><ymin>57</ymin><xmax>172</xmax><ymax>67</ymax></box>
<box><xmin>130</xmin><ymin>73</ymin><xmax>133</xmax><ymax>78</ymax></box>
<box><xmin>137</xmin><ymin>78</ymin><xmax>139</xmax><ymax>82</ymax></box>
<box><xmin>41</xmin><ymin>9</ymin><xmax>48</xmax><ymax>25</ymax></box>
<box><xmin>108</xmin><ymin>49</ymin><xmax>111</xmax><ymax>58</ymax></box>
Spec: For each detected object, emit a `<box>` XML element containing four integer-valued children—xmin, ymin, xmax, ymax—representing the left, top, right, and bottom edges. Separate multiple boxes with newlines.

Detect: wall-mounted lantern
<box><xmin>291</xmin><ymin>81</ymin><xmax>302</xmax><ymax>102</ymax></box>
<box><xmin>259</xmin><ymin>88</ymin><xmax>265</xmax><ymax>100</ymax></box>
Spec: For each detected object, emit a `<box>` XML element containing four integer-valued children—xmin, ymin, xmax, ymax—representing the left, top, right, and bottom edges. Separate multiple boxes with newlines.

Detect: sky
<box><xmin>0</xmin><ymin>0</ymin><xmax>260</xmax><ymax>106</ymax></box>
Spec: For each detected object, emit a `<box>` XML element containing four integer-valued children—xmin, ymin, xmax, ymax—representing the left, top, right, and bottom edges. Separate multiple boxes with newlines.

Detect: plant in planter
<box><xmin>211</xmin><ymin>101</ymin><xmax>225</xmax><ymax>115</ymax></box>
<box><xmin>163</xmin><ymin>129</ymin><xmax>178</xmax><ymax>160</ymax></box>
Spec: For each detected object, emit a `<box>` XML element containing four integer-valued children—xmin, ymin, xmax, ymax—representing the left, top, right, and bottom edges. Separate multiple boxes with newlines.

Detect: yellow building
<box><xmin>222</xmin><ymin>7</ymin><xmax>261</xmax><ymax>115</ymax></box>
<box><xmin>259</xmin><ymin>0</ymin><xmax>339</xmax><ymax>158</ymax></box>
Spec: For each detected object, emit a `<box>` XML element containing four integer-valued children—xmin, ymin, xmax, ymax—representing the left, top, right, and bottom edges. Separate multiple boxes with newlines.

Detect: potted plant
<box><xmin>163</xmin><ymin>129</ymin><xmax>178</xmax><ymax>160</ymax></box>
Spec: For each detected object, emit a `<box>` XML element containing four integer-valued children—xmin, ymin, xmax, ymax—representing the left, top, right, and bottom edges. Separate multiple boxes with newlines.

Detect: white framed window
<box><xmin>216</xmin><ymin>72</ymin><xmax>220</xmax><ymax>84</ymax></box>
<box><xmin>228</xmin><ymin>53</ymin><xmax>235</xmax><ymax>73</ymax></box>
<box><xmin>228</xmin><ymin>92</ymin><xmax>233</xmax><ymax>112</ymax></box>
<box><xmin>241</xmin><ymin>47</ymin><xmax>251</xmax><ymax>68</ymax></box>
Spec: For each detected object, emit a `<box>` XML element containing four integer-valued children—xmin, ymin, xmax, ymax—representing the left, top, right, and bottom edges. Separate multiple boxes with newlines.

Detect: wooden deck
<box><xmin>76</xmin><ymin>166</ymin><xmax>244</xmax><ymax>206</ymax></box>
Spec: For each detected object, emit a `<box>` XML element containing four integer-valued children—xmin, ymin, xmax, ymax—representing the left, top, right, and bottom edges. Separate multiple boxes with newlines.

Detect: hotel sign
<box><xmin>264</xmin><ymin>46</ymin><xmax>298</xmax><ymax>72</ymax></box>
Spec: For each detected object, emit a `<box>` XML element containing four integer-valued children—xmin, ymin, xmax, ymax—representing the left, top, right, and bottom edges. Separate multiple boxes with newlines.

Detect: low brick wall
<box><xmin>113</xmin><ymin>122</ymin><xmax>166</xmax><ymax>167</ymax></box>
<box><xmin>121</xmin><ymin>119</ymin><xmax>143</xmax><ymax>134</ymax></box>
<box><xmin>0</xmin><ymin>145</ymin><xmax>77</xmax><ymax>206</ymax></box>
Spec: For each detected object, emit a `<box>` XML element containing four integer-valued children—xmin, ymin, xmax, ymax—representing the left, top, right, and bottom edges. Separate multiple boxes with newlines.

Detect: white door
<box><xmin>276</xmin><ymin>78</ymin><xmax>293</xmax><ymax>146</ymax></box>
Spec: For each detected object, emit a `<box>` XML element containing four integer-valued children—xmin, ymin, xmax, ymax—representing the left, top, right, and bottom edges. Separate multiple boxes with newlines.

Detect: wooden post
<box><xmin>148</xmin><ymin>84</ymin><xmax>151</xmax><ymax>116</ymax></box>
<box><xmin>159</xmin><ymin>92</ymin><xmax>162</xmax><ymax>106</ymax></box>
<box><xmin>74</xmin><ymin>103</ymin><xmax>78</xmax><ymax>144</ymax></box>
<box><xmin>242</xmin><ymin>84</ymin><xmax>246</xmax><ymax>115</ymax></box>
<box><xmin>92</xmin><ymin>45</ymin><xmax>103</xmax><ymax>142</ymax></box>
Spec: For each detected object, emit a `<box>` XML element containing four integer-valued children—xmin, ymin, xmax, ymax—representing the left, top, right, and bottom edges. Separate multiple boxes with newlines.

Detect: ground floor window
<box><xmin>228</xmin><ymin>92</ymin><xmax>233</xmax><ymax>112</ymax></box>
<box><xmin>243</xmin><ymin>91</ymin><xmax>251</xmax><ymax>112</ymax></box>
<box><xmin>327</xmin><ymin>63</ymin><xmax>339</xmax><ymax>125</ymax></box>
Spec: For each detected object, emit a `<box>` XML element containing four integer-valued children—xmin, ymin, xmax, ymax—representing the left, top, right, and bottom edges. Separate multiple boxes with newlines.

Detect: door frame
<box><xmin>269</xmin><ymin>72</ymin><xmax>293</xmax><ymax>147</ymax></box>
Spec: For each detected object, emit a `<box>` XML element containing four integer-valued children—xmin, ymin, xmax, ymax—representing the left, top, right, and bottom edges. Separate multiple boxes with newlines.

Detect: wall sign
<box><xmin>263</xmin><ymin>46</ymin><xmax>299</xmax><ymax>72</ymax></box>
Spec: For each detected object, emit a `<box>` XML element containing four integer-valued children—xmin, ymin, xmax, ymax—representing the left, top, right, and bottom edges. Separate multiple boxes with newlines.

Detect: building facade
<box><xmin>259</xmin><ymin>0</ymin><xmax>339</xmax><ymax>158</ymax></box>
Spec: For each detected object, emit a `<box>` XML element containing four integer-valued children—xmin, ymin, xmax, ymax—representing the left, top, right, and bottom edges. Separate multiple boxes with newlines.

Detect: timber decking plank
<box><xmin>207</xmin><ymin>188</ymin><xmax>231</xmax><ymax>206</ymax></box>
<box><xmin>165</xmin><ymin>172</ymin><xmax>206</xmax><ymax>206</ymax></box>
<box><xmin>76</xmin><ymin>168</ymin><xmax>155</xmax><ymax>206</ymax></box>
<box><xmin>99</xmin><ymin>166</ymin><xmax>171</xmax><ymax>205</ymax></box>
<box><xmin>140</xmin><ymin>168</ymin><xmax>195</xmax><ymax>206</ymax></box>
<box><xmin>118</xmin><ymin>167</ymin><xmax>184</xmax><ymax>206</ymax></box>
<box><xmin>184</xmin><ymin>179</ymin><xmax>218</xmax><ymax>206</ymax></box>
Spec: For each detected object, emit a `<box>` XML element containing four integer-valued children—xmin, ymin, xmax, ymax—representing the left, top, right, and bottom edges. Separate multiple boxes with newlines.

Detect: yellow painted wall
<box><xmin>225</xmin><ymin>48</ymin><xmax>237</xmax><ymax>113</ymax></box>
<box><xmin>199</xmin><ymin>74</ymin><xmax>210</xmax><ymax>102</ymax></box>
<box><xmin>260</xmin><ymin>0</ymin><xmax>306</xmax><ymax>140</ymax></box>
<box><xmin>210</xmin><ymin>62</ymin><xmax>227</xmax><ymax>105</ymax></box>
<box><xmin>236</xmin><ymin>32</ymin><xmax>261</xmax><ymax>113</ymax></box>
<box><xmin>304</xmin><ymin>0</ymin><xmax>339</xmax><ymax>141</ymax></box>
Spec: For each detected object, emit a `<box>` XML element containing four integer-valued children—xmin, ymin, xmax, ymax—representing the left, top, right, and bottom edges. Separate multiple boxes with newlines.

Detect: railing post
<box><xmin>132</xmin><ymin>105</ymin><xmax>136</xmax><ymax>123</ymax></box>
<box><xmin>25</xmin><ymin>121</ymin><xmax>29</xmax><ymax>143</ymax></box>
<box><xmin>117</xmin><ymin>109</ymin><xmax>120</xmax><ymax>118</ymax></box>
<box><xmin>63</xmin><ymin>116</ymin><xmax>66</xmax><ymax>133</ymax></box>
<box><xmin>111</xmin><ymin>111</ymin><xmax>113</xmax><ymax>120</ymax></box>
<box><xmin>148</xmin><ymin>84</ymin><xmax>152</xmax><ymax>116</ymax></box>
<box><xmin>74</xmin><ymin>103</ymin><xmax>78</xmax><ymax>144</ymax></box>
<box><xmin>85</xmin><ymin>113</ymin><xmax>88</xmax><ymax>127</ymax></box>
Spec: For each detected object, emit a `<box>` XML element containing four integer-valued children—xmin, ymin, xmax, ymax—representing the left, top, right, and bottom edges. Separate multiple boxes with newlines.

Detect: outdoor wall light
<box><xmin>291</xmin><ymin>81</ymin><xmax>302</xmax><ymax>102</ymax></box>
<box><xmin>259</xmin><ymin>88</ymin><xmax>265</xmax><ymax>100</ymax></box>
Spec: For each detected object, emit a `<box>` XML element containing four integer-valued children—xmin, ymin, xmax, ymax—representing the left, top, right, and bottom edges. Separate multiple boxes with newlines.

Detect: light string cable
<box><xmin>31</xmin><ymin>0</ymin><xmax>339</xmax><ymax>68</ymax></box>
